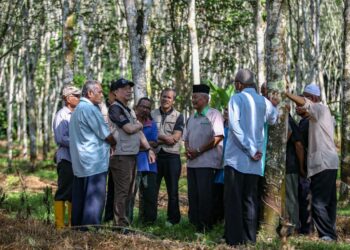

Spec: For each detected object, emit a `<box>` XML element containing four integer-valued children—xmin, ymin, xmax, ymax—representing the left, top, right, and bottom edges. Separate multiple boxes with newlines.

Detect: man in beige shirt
<box><xmin>286</xmin><ymin>83</ymin><xmax>338</xmax><ymax>241</ymax></box>
<box><xmin>184</xmin><ymin>84</ymin><xmax>224</xmax><ymax>231</ymax></box>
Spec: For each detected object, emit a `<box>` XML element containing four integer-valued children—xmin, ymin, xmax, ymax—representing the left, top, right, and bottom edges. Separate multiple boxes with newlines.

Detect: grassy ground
<box><xmin>1</xmin><ymin>148</ymin><xmax>350</xmax><ymax>249</ymax></box>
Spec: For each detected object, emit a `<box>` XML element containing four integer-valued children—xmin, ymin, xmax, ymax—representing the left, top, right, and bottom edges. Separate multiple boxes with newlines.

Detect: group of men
<box><xmin>52</xmin><ymin>68</ymin><xmax>339</xmax><ymax>246</ymax></box>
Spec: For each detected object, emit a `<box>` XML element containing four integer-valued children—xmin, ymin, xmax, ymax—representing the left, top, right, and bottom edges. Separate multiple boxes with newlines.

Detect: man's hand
<box><xmin>136</xmin><ymin>120</ymin><xmax>143</xmax><ymax>131</ymax></box>
<box><xmin>105</xmin><ymin>134</ymin><xmax>116</xmax><ymax>146</ymax></box>
<box><xmin>300</xmin><ymin>168</ymin><xmax>306</xmax><ymax>178</ymax></box>
<box><xmin>186</xmin><ymin>148</ymin><xmax>200</xmax><ymax>160</ymax></box>
<box><xmin>162</xmin><ymin>135</ymin><xmax>176</xmax><ymax>145</ymax></box>
<box><xmin>148</xmin><ymin>150</ymin><xmax>156</xmax><ymax>164</ymax></box>
<box><xmin>251</xmin><ymin>151</ymin><xmax>262</xmax><ymax>161</ymax></box>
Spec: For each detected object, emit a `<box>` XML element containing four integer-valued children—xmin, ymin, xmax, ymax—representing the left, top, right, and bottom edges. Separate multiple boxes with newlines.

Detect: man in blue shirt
<box><xmin>224</xmin><ymin>69</ymin><xmax>278</xmax><ymax>246</ymax></box>
<box><xmin>53</xmin><ymin>85</ymin><xmax>81</xmax><ymax>229</ymax></box>
<box><xmin>69</xmin><ymin>80</ymin><xmax>115</xmax><ymax>230</ymax></box>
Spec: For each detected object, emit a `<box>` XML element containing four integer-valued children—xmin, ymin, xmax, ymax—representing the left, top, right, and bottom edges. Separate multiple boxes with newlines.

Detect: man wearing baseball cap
<box><xmin>108</xmin><ymin>78</ymin><xmax>155</xmax><ymax>228</ymax></box>
<box><xmin>286</xmin><ymin>83</ymin><xmax>338</xmax><ymax>241</ymax></box>
<box><xmin>53</xmin><ymin>84</ymin><xmax>81</xmax><ymax>229</ymax></box>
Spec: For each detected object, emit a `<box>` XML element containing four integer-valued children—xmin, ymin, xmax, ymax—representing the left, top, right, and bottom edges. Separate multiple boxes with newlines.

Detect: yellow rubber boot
<box><xmin>67</xmin><ymin>201</ymin><xmax>72</xmax><ymax>227</ymax></box>
<box><xmin>54</xmin><ymin>201</ymin><xmax>65</xmax><ymax>229</ymax></box>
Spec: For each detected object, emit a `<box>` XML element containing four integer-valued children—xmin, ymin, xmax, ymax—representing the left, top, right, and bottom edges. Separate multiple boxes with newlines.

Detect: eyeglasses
<box><xmin>71</xmin><ymin>94</ymin><xmax>81</xmax><ymax>98</ymax></box>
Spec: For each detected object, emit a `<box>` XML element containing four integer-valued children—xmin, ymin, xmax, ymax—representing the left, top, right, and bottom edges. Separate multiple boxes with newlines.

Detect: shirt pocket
<box><xmin>165</xmin><ymin>122</ymin><xmax>175</xmax><ymax>134</ymax></box>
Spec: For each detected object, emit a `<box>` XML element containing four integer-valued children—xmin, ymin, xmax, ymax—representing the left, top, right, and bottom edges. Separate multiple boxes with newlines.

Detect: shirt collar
<box><xmin>116</xmin><ymin>99</ymin><xmax>131</xmax><ymax>112</ymax></box>
<box><xmin>80</xmin><ymin>97</ymin><xmax>93</xmax><ymax>105</ymax></box>
<box><xmin>242</xmin><ymin>87</ymin><xmax>257</xmax><ymax>94</ymax></box>
<box><xmin>159</xmin><ymin>107</ymin><xmax>174</xmax><ymax>115</ymax></box>
<box><xmin>143</xmin><ymin>119</ymin><xmax>153</xmax><ymax>127</ymax></box>
<box><xmin>63</xmin><ymin>106</ymin><xmax>72</xmax><ymax>114</ymax></box>
<box><xmin>194</xmin><ymin>105</ymin><xmax>209</xmax><ymax>118</ymax></box>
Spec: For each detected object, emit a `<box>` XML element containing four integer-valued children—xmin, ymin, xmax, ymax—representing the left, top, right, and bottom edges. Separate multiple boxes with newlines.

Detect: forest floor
<box><xmin>1</xmin><ymin>143</ymin><xmax>350</xmax><ymax>249</ymax></box>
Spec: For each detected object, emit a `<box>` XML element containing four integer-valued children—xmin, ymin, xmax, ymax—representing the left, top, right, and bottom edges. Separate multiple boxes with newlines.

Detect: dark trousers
<box><xmin>110</xmin><ymin>155</ymin><xmax>137</xmax><ymax>227</ymax></box>
<box><xmin>310</xmin><ymin>169</ymin><xmax>337</xmax><ymax>240</ymax></box>
<box><xmin>55</xmin><ymin>159</ymin><xmax>74</xmax><ymax>201</ymax></box>
<box><xmin>71</xmin><ymin>172</ymin><xmax>107</xmax><ymax>230</ymax></box>
<box><xmin>187</xmin><ymin>167</ymin><xmax>215</xmax><ymax>231</ymax></box>
<box><xmin>286</xmin><ymin>173</ymin><xmax>299</xmax><ymax>229</ymax></box>
<box><xmin>156</xmin><ymin>155</ymin><xmax>181</xmax><ymax>224</ymax></box>
<box><xmin>224</xmin><ymin>166</ymin><xmax>259</xmax><ymax>246</ymax></box>
<box><xmin>104</xmin><ymin>170</ymin><xmax>114</xmax><ymax>222</ymax></box>
<box><xmin>136</xmin><ymin>172</ymin><xmax>158</xmax><ymax>224</ymax></box>
<box><xmin>299</xmin><ymin>177</ymin><xmax>312</xmax><ymax>234</ymax></box>
<box><xmin>212</xmin><ymin>183</ymin><xmax>224</xmax><ymax>224</ymax></box>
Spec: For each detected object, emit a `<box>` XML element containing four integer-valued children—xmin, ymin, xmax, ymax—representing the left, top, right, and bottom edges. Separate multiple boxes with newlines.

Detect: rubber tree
<box><xmin>123</xmin><ymin>0</ymin><xmax>153</xmax><ymax>101</ymax></box>
<box><xmin>261</xmin><ymin>0</ymin><xmax>289</xmax><ymax>235</ymax></box>
<box><xmin>340</xmin><ymin>0</ymin><xmax>350</xmax><ymax>202</ymax></box>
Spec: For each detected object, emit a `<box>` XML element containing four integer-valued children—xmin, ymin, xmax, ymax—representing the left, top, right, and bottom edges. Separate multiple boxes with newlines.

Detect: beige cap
<box><xmin>62</xmin><ymin>85</ymin><xmax>81</xmax><ymax>98</ymax></box>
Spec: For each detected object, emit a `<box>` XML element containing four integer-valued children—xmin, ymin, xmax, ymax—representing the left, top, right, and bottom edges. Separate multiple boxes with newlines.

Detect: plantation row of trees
<box><xmin>0</xmin><ymin>0</ymin><xmax>349</xmax><ymax>234</ymax></box>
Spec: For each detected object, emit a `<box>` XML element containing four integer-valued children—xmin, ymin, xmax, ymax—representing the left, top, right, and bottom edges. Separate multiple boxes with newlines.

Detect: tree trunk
<box><xmin>255</xmin><ymin>0</ymin><xmax>266</xmax><ymax>91</ymax></box>
<box><xmin>62</xmin><ymin>0</ymin><xmax>75</xmax><ymax>86</ymax></box>
<box><xmin>6</xmin><ymin>55</ymin><xmax>16</xmax><ymax>168</ymax></box>
<box><xmin>187</xmin><ymin>0</ymin><xmax>200</xmax><ymax>85</ymax></box>
<box><xmin>262</xmin><ymin>0</ymin><xmax>288</xmax><ymax>235</ymax></box>
<box><xmin>123</xmin><ymin>0</ymin><xmax>153</xmax><ymax>102</ymax></box>
<box><xmin>21</xmin><ymin>62</ymin><xmax>28</xmax><ymax>159</ymax></box>
<box><xmin>340</xmin><ymin>0</ymin><xmax>350</xmax><ymax>201</ymax></box>
<box><xmin>114</xmin><ymin>0</ymin><xmax>129</xmax><ymax>78</ymax></box>
<box><xmin>43</xmin><ymin>31</ymin><xmax>51</xmax><ymax>160</ymax></box>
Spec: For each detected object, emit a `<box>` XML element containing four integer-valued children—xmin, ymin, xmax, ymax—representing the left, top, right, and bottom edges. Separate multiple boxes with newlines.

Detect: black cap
<box><xmin>110</xmin><ymin>78</ymin><xmax>134</xmax><ymax>91</ymax></box>
<box><xmin>193</xmin><ymin>84</ymin><xmax>210</xmax><ymax>94</ymax></box>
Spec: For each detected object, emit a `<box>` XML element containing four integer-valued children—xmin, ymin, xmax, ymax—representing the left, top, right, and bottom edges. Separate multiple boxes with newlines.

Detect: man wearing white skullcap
<box><xmin>286</xmin><ymin>84</ymin><xmax>338</xmax><ymax>241</ymax></box>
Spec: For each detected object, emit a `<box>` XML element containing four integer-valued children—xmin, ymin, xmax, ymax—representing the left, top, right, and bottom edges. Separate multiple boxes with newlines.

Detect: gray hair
<box><xmin>161</xmin><ymin>88</ymin><xmax>177</xmax><ymax>100</ymax></box>
<box><xmin>82</xmin><ymin>80</ymin><xmax>100</xmax><ymax>97</ymax></box>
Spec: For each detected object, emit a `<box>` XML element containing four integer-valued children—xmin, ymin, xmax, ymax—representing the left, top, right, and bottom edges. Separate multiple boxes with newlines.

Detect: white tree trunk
<box><xmin>188</xmin><ymin>0</ymin><xmax>200</xmax><ymax>85</ymax></box>
<box><xmin>255</xmin><ymin>0</ymin><xmax>266</xmax><ymax>91</ymax></box>
<box><xmin>6</xmin><ymin>55</ymin><xmax>16</xmax><ymax>168</ymax></box>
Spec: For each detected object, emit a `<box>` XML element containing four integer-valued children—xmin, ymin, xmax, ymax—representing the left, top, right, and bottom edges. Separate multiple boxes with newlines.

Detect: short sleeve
<box><xmin>108</xmin><ymin>104</ymin><xmax>130</xmax><ymax>128</ymax></box>
<box><xmin>174</xmin><ymin>114</ymin><xmax>184</xmax><ymax>132</ymax></box>
<box><xmin>208</xmin><ymin>109</ymin><xmax>224</xmax><ymax>137</ymax></box>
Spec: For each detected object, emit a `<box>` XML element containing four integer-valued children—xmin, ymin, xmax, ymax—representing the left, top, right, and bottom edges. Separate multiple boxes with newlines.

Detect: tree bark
<box><xmin>123</xmin><ymin>0</ymin><xmax>153</xmax><ymax>102</ymax></box>
<box><xmin>340</xmin><ymin>0</ymin><xmax>350</xmax><ymax>201</ymax></box>
<box><xmin>262</xmin><ymin>0</ymin><xmax>288</xmax><ymax>235</ymax></box>
<box><xmin>62</xmin><ymin>0</ymin><xmax>75</xmax><ymax>86</ymax></box>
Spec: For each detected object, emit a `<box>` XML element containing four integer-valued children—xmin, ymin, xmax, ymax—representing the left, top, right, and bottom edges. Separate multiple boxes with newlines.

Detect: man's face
<box><xmin>137</xmin><ymin>99</ymin><xmax>152</xmax><ymax>118</ymax></box>
<box><xmin>88</xmin><ymin>84</ymin><xmax>103</xmax><ymax>105</ymax></box>
<box><xmin>303</xmin><ymin>92</ymin><xmax>318</xmax><ymax>103</ymax></box>
<box><xmin>192</xmin><ymin>93</ymin><xmax>207</xmax><ymax>110</ymax></box>
<box><xmin>66</xmin><ymin>93</ymin><xmax>80</xmax><ymax>108</ymax></box>
<box><xmin>116</xmin><ymin>85</ymin><xmax>133</xmax><ymax>101</ymax></box>
<box><xmin>160</xmin><ymin>90</ymin><xmax>175</xmax><ymax>110</ymax></box>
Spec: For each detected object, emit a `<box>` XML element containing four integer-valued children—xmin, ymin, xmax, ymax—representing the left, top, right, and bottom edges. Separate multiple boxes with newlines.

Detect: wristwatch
<box><xmin>196</xmin><ymin>148</ymin><xmax>201</xmax><ymax>153</ymax></box>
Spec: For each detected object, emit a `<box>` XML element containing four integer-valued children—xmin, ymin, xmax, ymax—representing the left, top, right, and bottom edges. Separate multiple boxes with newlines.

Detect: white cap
<box><xmin>304</xmin><ymin>83</ymin><xmax>320</xmax><ymax>97</ymax></box>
